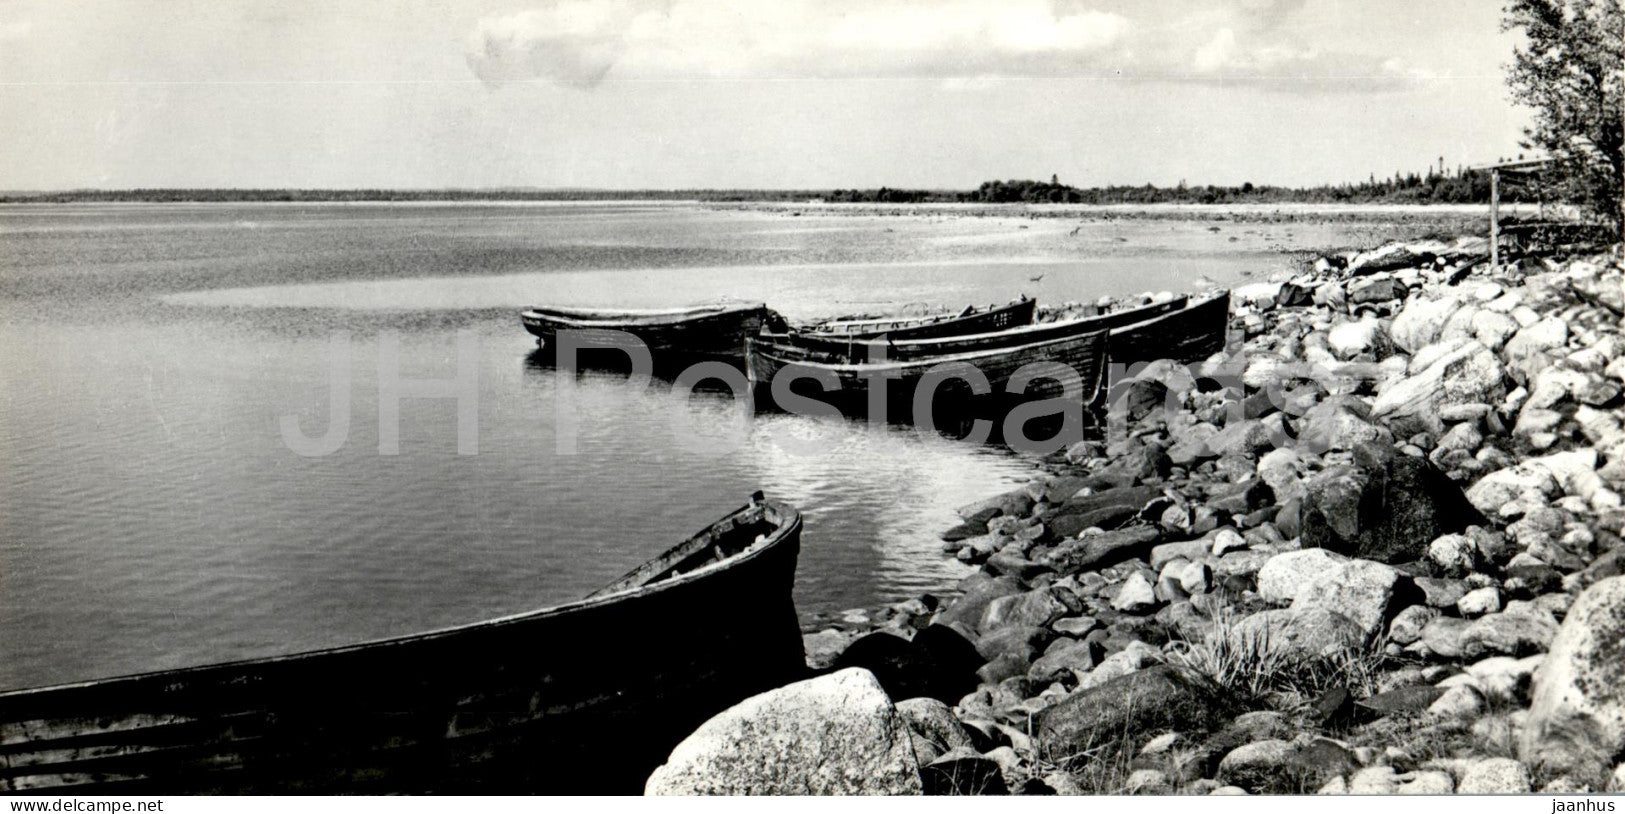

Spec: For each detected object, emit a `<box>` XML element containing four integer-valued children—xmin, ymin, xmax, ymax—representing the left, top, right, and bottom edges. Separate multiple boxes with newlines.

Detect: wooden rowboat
<box><xmin>520</xmin><ymin>302</ymin><xmax>777</xmax><ymax>364</ymax></box>
<box><xmin>0</xmin><ymin>495</ymin><xmax>805</xmax><ymax>795</ymax></box>
<box><xmin>763</xmin><ymin>296</ymin><xmax>1187</xmax><ymax>365</ymax></box>
<box><xmin>1107</xmin><ymin>291</ymin><xmax>1233</xmax><ymax>375</ymax></box>
<box><xmin>806</xmin><ymin>297</ymin><xmax>1037</xmax><ymax>340</ymax></box>
<box><xmin>747</xmin><ymin>329</ymin><xmax>1109</xmax><ymax>416</ymax></box>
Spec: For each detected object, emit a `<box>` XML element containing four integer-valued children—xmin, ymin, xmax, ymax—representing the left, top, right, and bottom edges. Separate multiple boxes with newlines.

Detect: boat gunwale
<box><xmin>805</xmin><ymin>297</ymin><xmax>1032</xmax><ymax>334</ymax></box>
<box><xmin>0</xmin><ymin>500</ymin><xmax>801</xmax><ymax>702</ymax></box>
<box><xmin>759</xmin><ymin>296</ymin><xmax>1186</xmax><ymax>352</ymax></box>
<box><xmin>747</xmin><ymin>328</ymin><xmax>1109</xmax><ymax>375</ymax></box>
<box><xmin>521</xmin><ymin>302</ymin><xmax>768</xmax><ymax>328</ymax></box>
<box><xmin>1106</xmin><ymin>291</ymin><xmax>1231</xmax><ymax>337</ymax></box>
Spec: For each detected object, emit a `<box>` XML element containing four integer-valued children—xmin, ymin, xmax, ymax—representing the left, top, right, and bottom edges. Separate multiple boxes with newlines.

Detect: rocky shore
<box><xmin>648</xmin><ymin>235</ymin><xmax>1625</xmax><ymax>795</ymax></box>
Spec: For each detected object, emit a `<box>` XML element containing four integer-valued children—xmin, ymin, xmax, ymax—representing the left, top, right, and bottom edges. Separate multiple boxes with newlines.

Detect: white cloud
<box><xmin>466</xmin><ymin>0</ymin><xmax>1421</xmax><ymax>92</ymax></box>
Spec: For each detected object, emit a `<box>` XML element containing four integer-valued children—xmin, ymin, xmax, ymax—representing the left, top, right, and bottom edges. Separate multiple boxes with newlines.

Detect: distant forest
<box><xmin>0</xmin><ymin>162</ymin><xmax>1542</xmax><ymax>205</ymax></box>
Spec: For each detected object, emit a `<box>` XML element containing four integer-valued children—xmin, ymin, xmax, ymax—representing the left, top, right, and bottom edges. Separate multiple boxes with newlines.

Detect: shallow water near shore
<box><xmin>0</xmin><ymin>202</ymin><xmax>1449</xmax><ymax>689</ymax></box>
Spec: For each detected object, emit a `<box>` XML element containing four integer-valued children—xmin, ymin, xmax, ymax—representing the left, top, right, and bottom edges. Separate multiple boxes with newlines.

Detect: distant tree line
<box><xmin>0</xmin><ymin>164</ymin><xmax>1545</xmax><ymax>206</ymax></box>
<box><xmin>826</xmin><ymin>164</ymin><xmax>1540</xmax><ymax>206</ymax></box>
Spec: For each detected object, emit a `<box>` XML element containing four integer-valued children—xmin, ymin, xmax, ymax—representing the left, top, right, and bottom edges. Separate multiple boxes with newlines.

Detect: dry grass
<box><xmin>1166</xmin><ymin>607</ymin><xmax>1387</xmax><ymax>709</ymax></box>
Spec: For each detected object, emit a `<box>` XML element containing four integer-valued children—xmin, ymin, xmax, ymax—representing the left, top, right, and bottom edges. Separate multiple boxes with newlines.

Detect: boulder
<box><xmin>645</xmin><ymin>668</ymin><xmax>923</xmax><ymax>795</ymax></box>
<box><xmin>1522</xmin><ymin>576</ymin><xmax>1625</xmax><ymax>785</ymax></box>
<box><xmin>935</xmin><ymin>573</ymin><xmax>1022</xmax><ymax>633</ymax></box>
<box><xmin>1299</xmin><ymin>444</ymin><xmax>1481</xmax><ymax>564</ymax></box>
<box><xmin>1040</xmin><ymin>526</ymin><xmax>1161</xmax><ymax>572</ymax></box>
<box><xmin>920</xmin><ymin>750</ymin><xmax>1008</xmax><ymax>795</ymax></box>
<box><xmin>1388</xmin><ymin>605</ymin><xmax>1438</xmax><ymax>645</ymax></box>
<box><xmin>1029</xmin><ymin>638</ymin><xmax>1103</xmax><ymax>684</ymax></box>
<box><xmin>1111</xmin><ymin>572</ymin><xmax>1159</xmax><ymax>613</ymax></box>
<box><xmin>1503</xmin><ymin>318</ymin><xmax>1570</xmax><ymax>385</ymax></box>
<box><xmin>1465</xmin><ymin>464</ymin><xmax>1561</xmax><ymax>515</ymax></box>
<box><xmin>834</xmin><ymin>630</ymin><xmax>976</xmax><ymax>706</ymax></box>
<box><xmin>1349</xmin><ymin>243</ymin><xmax>1439</xmax><ymax>276</ymax></box>
<box><xmin>1217</xmin><ymin>739</ymin><xmax>1298</xmax><ymax>793</ymax></box>
<box><xmin>1327</xmin><ymin>318</ymin><xmax>1388</xmax><ymax>360</ymax></box>
<box><xmin>804</xmin><ymin>628</ymin><xmax>859</xmax><ymax>670</ymax></box>
<box><xmin>1291</xmin><ymin>559</ymin><xmax>1400</xmax><ymax>638</ymax></box>
<box><xmin>1371</xmin><ymin>340</ymin><xmax>1506</xmax><ymax>438</ymax></box>
<box><xmin>1389</xmin><ymin>296</ymin><xmax>1464</xmax><ymax>353</ymax></box>
<box><xmin>958</xmin><ymin>488</ymin><xmax>1034</xmax><ymax>523</ymax></box>
<box><xmin>1348</xmin><ymin>277</ymin><xmax>1406</xmax><ymax>305</ymax></box>
<box><xmin>1257</xmin><ymin>549</ymin><xmax>1347</xmax><ymax>605</ymax></box>
<box><xmin>1455</xmin><ymin>758</ymin><xmax>1532</xmax><ymax>794</ymax></box>
<box><xmin>1256</xmin><ymin>448</ymin><xmax>1308</xmax><ymax>501</ymax></box>
<box><xmin>1459</xmin><ymin>608</ymin><xmax>1560</xmax><ymax>659</ymax></box>
<box><xmin>1427</xmin><ymin>533</ymin><xmax>1479</xmax><ymax>577</ymax></box>
<box><xmin>980</xmin><ymin>588</ymin><xmax>1070</xmax><ymax>632</ymax></box>
<box><xmin>1048</xmin><ymin>485</ymin><xmax>1159</xmax><ymax>536</ymax></box>
<box><xmin>1230</xmin><ymin>607</ymin><xmax>1366</xmax><ymax>659</ymax></box>
<box><xmin>1035</xmin><ymin>665</ymin><xmax>1241</xmax><ymax>756</ymax></box>
<box><xmin>896</xmin><ymin>697</ymin><xmax>973</xmax><ymax>766</ymax></box>
<box><xmin>1296</xmin><ymin>398</ymin><xmax>1394</xmax><ymax>455</ymax></box>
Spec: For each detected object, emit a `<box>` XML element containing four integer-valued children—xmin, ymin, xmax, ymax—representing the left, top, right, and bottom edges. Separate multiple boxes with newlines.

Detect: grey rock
<box><xmin>1257</xmin><ymin>549</ymin><xmax>1347</xmax><ymax>605</ymax></box>
<box><xmin>1522</xmin><ymin>576</ymin><xmax>1625</xmax><ymax>785</ymax></box>
<box><xmin>1291</xmin><ymin>559</ymin><xmax>1400</xmax><ymax>638</ymax></box>
<box><xmin>1388</xmin><ymin>605</ymin><xmax>1439</xmax><ymax>646</ymax></box>
<box><xmin>1456</xmin><ymin>757</ymin><xmax>1531</xmax><ymax>794</ymax></box>
<box><xmin>897</xmin><ymin>697</ymin><xmax>973</xmax><ymax>766</ymax></box>
<box><xmin>1459</xmin><ymin>608</ymin><xmax>1560</xmax><ymax>659</ymax></box>
<box><xmin>1035</xmin><ymin>665</ymin><xmax>1241</xmax><ymax>756</ymax></box>
<box><xmin>1217</xmin><ymin>739</ymin><xmax>1298</xmax><ymax>794</ymax></box>
<box><xmin>645</xmin><ymin>668</ymin><xmax>923</xmax><ymax>795</ymax></box>
<box><xmin>1230</xmin><ymin>607</ymin><xmax>1366</xmax><ymax>659</ymax></box>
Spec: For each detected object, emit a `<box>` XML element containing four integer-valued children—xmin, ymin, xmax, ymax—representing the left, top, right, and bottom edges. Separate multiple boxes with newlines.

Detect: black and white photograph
<box><xmin>0</xmin><ymin>0</ymin><xmax>1622</xmax><ymax>801</ymax></box>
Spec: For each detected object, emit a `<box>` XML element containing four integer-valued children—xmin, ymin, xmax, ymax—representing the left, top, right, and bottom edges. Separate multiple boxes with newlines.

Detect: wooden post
<box><xmin>1489</xmin><ymin>169</ymin><xmax>1500</xmax><ymax>269</ymax></box>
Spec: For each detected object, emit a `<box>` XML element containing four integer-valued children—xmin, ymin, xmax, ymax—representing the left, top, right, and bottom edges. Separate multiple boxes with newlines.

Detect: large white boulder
<box><xmin>1522</xmin><ymin>576</ymin><xmax>1625</xmax><ymax>785</ymax></box>
<box><xmin>645</xmin><ymin>668</ymin><xmax>923</xmax><ymax>795</ymax></box>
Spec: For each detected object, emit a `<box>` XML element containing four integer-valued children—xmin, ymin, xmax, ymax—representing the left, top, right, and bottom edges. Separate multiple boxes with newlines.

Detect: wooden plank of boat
<box><xmin>1107</xmin><ymin>291</ymin><xmax>1233</xmax><ymax>374</ymax></box>
<box><xmin>0</xmin><ymin>495</ymin><xmax>804</xmax><ymax>794</ymax></box>
<box><xmin>761</xmin><ymin>296</ymin><xmax>1187</xmax><ymax>364</ymax></box>
<box><xmin>747</xmin><ymin>329</ymin><xmax>1109</xmax><ymax>408</ymax></box>
<box><xmin>806</xmin><ymin>297</ymin><xmax>1037</xmax><ymax>340</ymax></box>
<box><xmin>520</xmin><ymin>302</ymin><xmax>775</xmax><ymax>361</ymax></box>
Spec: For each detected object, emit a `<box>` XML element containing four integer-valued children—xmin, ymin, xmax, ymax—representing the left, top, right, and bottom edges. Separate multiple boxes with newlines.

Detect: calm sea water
<box><xmin>0</xmin><ymin>202</ymin><xmax>1347</xmax><ymax>690</ymax></box>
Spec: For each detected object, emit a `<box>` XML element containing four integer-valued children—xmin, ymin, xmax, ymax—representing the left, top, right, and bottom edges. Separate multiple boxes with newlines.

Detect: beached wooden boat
<box><xmin>0</xmin><ymin>495</ymin><xmax>804</xmax><ymax>795</ymax></box>
<box><xmin>520</xmin><ymin>302</ymin><xmax>777</xmax><ymax>363</ymax></box>
<box><xmin>1107</xmin><ymin>291</ymin><xmax>1233</xmax><ymax>375</ymax></box>
<box><xmin>747</xmin><ymin>328</ymin><xmax>1109</xmax><ymax>416</ymax></box>
<box><xmin>806</xmin><ymin>297</ymin><xmax>1037</xmax><ymax>340</ymax></box>
<box><xmin>763</xmin><ymin>296</ymin><xmax>1187</xmax><ymax>365</ymax></box>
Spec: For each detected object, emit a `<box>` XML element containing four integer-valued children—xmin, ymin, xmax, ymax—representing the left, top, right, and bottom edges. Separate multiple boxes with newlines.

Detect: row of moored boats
<box><xmin>520</xmin><ymin>291</ymin><xmax>1232</xmax><ymax>407</ymax></box>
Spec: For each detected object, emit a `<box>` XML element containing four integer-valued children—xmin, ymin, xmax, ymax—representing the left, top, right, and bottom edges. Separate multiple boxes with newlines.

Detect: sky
<box><xmin>0</xmin><ymin>0</ymin><xmax>1535</xmax><ymax>190</ymax></box>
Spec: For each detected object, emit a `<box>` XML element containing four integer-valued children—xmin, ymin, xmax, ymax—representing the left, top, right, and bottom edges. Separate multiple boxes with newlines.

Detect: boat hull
<box><xmin>1107</xmin><ymin>292</ymin><xmax>1233</xmax><ymax>379</ymax></box>
<box><xmin>521</xmin><ymin>304</ymin><xmax>772</xmax><ymax>365</ymax></box>
<box><xmin>0</xmin><ymin>502</ymin><xmax>804</xmax><ymax>795</ymax></box>
<box><xmin>747</xmin><ymin>330</ymin><xmax>1108</xmax><ymax>421</ymax></box>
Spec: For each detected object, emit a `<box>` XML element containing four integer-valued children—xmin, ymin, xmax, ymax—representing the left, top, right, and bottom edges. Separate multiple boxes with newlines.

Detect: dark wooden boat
<box><xmin>520</xmin><ymin>302</ymin><xmax>776</xmax><ymax>363</ymax></box>
<box><xmin>763</xmin><ymin>296</ymin><xmax>1187</xmax><ymax>365</ymax></box>
<box><xmin>0</xmin><ymin>496</ymin><xmax>804</xmax><ymax>795</ymax></box>
<box><xmin>1107</xmin><ymin>291</ymin><xmax>1233</xmax><ymax>376</ymax></box>
<box><xmin>806</xmin><ymin>297</ymin><xmax>1037</xmax><ymax>340</ymax></box>
<box><xmin>747</xmin><ymin>328</ymin><xmax>1109</xmax><ymax>416</ymax></box>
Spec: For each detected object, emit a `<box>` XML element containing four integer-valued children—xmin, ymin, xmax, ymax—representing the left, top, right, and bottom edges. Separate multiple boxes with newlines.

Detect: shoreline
<box><xmin>693</xmin><ymin>229</ymin><xmax>1625</xmax><ymax>795</ymax></box>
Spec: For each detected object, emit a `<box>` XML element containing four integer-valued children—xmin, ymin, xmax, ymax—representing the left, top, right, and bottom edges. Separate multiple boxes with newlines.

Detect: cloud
<box><xmin>465</xmin><ymin>0</ymin><xmax>1422</xmax><ymax>92</ymax></box>
<box><xmin>466</xmin><ymin>1</ymin><xmax>654</xmax><ymax>88</ymax></box>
